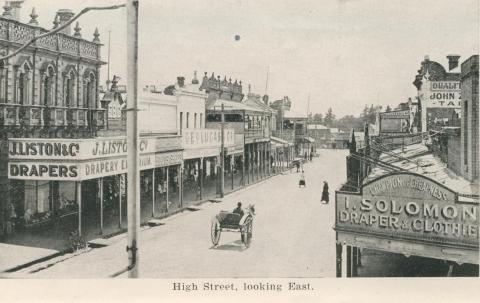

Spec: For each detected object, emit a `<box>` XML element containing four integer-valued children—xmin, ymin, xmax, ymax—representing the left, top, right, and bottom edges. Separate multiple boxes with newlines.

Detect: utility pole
<box><xmin>107</xmin><ymin>30</ymin><xmax>111</xmax><ymax>85</ymax></box>
<box><xmin>264</xmin><ymin>65</ymin><xmax>269</xmax><ymax>95</ymax></box>
<box><xmin>220</xmin><ymin>103</ymin><xmax>225</xmax><ymax>198</ymax></box>
<box><xmin>126</xmin><ymin>0</ymin><xmax>140</xmax><ymax>278</ymax></box>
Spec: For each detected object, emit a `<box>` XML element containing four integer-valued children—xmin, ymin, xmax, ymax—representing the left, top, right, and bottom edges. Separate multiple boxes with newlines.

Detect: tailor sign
<box><xmin>336</xmin><ymin>173</ymin><xmax>479</xmax><ymax>246</ymax></box>
<box><xmin>426</xmin><ymin>81</ymin><xmax>461</xmax><ymax>108</ymax></box>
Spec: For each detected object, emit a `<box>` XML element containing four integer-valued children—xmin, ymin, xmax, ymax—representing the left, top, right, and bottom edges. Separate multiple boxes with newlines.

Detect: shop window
<box><xmin>58</xmin><ymin>182</ymin><xmax>77</xmax><ymax>214</ymax></box>
<box><xmin>23</xmin><ymin>181</ymin><xmax>52</xmax><ymax>226</ymax></box>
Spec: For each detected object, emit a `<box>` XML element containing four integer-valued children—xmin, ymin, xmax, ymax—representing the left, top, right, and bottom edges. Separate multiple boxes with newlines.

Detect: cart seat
<box><xmin>218</xmin><ymin>212</ymin><xmax>241</xmax><ymax>227</ymax></box>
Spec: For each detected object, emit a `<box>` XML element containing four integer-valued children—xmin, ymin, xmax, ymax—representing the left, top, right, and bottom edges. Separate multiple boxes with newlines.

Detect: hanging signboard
<box><xmin>336</xmin><ymin>173</ymin><xmax>479</xmax><ymax>247</ymax></box>
<box><xmin>8</xmin><ymin>150</ymin><xmax>184</xmax><ymax>181</ymax></box>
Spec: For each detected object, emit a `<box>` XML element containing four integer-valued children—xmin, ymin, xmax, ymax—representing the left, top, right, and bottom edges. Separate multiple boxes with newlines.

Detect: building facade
<box><xmin>0</xmin><ymin>3</ymin><xmax>107</xmax><ymax>240</ymax></box>
<box><xmin>460</xmin><ymin>55</ymin><xmax>479</xmax><ymax>182</ymax></box>
<box><xmin>413</xmin><ymin>55</ymin><xmax>462</xmax><ymax>132</ymax></box>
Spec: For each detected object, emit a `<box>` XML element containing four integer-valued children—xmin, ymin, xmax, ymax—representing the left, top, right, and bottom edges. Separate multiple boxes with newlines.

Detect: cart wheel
<box><xmin>211</xmin><ymin>218</ymin><xmax>221</xmax><ymax>246</ymax></box>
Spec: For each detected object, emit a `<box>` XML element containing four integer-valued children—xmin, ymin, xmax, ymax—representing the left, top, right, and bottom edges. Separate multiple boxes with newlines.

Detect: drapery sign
<box><xmin>336</xmin><ymin>173</ymin><xmax>479</xmax><ymax>246</ymax></box>
<box><xmin>80</xmin><ymin>154</ymin><xmax>156</xmax><ymax>180</ymax></box>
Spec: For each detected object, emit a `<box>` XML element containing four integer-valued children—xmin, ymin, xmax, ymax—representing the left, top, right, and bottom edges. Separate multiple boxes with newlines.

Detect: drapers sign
<box><xmin>8</xmin><ymin>162</ymin><xmax>79</xmax><ymax>181</ymax></box>
<box><xmin>336</xmin><ymin>173</ymin><xmax>479</xmax><ymax>246</ymax></box>
<box><xmin>8</xmin><ymin>151</ymin><xmax>183</xmax><ymax>181</ymax></box>
<box><xmin>182</xmin><ymin>129</ymin><xmax>235</xmax><ymax>150</ymax></box>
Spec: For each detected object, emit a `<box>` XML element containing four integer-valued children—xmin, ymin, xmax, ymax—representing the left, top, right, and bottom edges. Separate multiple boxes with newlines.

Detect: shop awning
<box><xmin>303</xmin><ymin>136</ymin><xmax>315</xmax><ymax>143</ymax></box>
<box><xmin>270</xmin><ymin>136</ymin><xmax>289</xmax><ymax>145</ymax></box>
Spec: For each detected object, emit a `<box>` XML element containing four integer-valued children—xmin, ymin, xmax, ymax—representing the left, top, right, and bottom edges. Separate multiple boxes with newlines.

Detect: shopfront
<box><xmin>335</xmin><ymin>172</ymin><xmax>479</xmax><ymax>277</ymax></box>
<box><xmin>7</xmin><ymin>135</ymin><xmax>182</xmax><ymax>244</ymax></box>
<box><xmin>182</xmin><ymin>128</ymin><xmax>235</xmax><ymax>204</ymax></box>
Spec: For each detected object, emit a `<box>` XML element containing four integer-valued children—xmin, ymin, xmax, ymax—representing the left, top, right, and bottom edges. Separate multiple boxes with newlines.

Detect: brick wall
<box><xmin>460</xmin><ymin>55</ymin><xmax>479</xmax><ymax>181</ymax></box>
<box><xmin>448</xmin><ymin>135</ymin><xmax>462</xmax><ymax>175</ymax></box>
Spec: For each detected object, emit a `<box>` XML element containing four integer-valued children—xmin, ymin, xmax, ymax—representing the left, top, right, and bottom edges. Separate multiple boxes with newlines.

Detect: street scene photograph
<box><xmin>0</xmin><ymin>0</ymin><xmax>478</xmax><ymax>293</ymax></box>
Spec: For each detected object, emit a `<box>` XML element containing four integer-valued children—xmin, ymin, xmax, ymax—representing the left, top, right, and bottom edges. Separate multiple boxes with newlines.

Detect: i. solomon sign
<box><xmin>336</xmin><ymin>173</ymin><xmax>479</xmax><ymax>246</ymax></box>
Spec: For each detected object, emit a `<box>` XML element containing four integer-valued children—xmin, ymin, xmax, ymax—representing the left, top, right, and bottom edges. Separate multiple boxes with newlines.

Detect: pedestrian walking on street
<box><xmin>299</xmin><ymin>171</ymin><xmax>306</xmax><ymax>188</ymax></box>
<box><xmin>321</xmin><ymin>181</ymin><xmax>329</xmax><ymax>204</ymax></box>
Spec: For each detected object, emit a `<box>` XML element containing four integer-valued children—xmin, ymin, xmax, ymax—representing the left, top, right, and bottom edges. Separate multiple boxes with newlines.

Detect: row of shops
<box><xmin>1</xmin><ymin>127</ymin><xmax>299</xmax><ymax>250</ymax></box>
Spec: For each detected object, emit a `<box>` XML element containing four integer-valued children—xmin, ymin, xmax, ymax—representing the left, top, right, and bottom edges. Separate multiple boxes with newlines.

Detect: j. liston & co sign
<box><xmin>336</xmin><ymin>173</ymin><xmax>479</xmax><ymax>247</ymax></box>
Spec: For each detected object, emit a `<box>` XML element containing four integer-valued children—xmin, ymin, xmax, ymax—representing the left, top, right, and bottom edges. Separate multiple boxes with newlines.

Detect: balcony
<box><xmin>245</xmin><ymin>127</ymin><xmax>270</xmax><ymax>142</ymax></box>
<box><xmin>0</xmin><ymin>103</ymin><xmax>106</xmax><ymax>130</ymax></box>
<box><xmin>0</xmin><ymin>18</ymin><xmax>100</xmax><ymax>60</ymax></box>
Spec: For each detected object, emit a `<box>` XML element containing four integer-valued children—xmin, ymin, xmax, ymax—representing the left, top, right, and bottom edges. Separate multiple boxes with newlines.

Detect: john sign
<box><xmin>336</xmin><ymin>173</ymin><xmax>479</xmax><ymax>247</ymax></box>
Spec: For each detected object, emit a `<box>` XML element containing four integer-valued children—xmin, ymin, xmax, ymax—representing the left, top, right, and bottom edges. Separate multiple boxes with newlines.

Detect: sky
<box><xmin>16</xmin><ymin>0</ymin><xmax>480</xmax><ymax>117</ymax></box>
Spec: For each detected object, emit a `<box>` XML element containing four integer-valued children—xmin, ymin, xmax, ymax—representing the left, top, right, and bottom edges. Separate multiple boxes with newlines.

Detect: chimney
<box><xmin>177</xmin><ymin>76</ymin><xmax>185</xmax><ymax>87</ymax></box>
<box><xmin>9</xmin><ymin>0</ymin><xmax>23</xmax><ymax>21</ymax></box>
<box><xmin>191</xmin><ymin>71</ymin><xmax>199</xmax><ymax>84</ymax></box>
<box><xmin>262</xmin><ymin>95</ymin><xmax>269</xmax><ymax>105</ymax></box>
<box><xmin>56</xmin><ymin>9</ymin><xmax>75</xmax><ymax>35</ymax></box>
<box><xmin>446</xmin><ymin>54</ymin><xmax>460</xmax><ymax>71</ymax></box>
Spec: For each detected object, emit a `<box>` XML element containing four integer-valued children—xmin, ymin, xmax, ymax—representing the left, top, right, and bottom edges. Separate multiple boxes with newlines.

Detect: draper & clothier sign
<box><xmin>336</xmin><ymin>173</ymin><xmax>479</xmax><ymax>247</ymax></box>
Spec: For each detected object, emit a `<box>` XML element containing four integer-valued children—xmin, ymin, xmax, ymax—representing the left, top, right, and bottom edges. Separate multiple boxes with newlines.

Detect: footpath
<box><xmin>0</xmin><ymin>166</ymin><xmax>287</xmax><ymax>278</ymax></box>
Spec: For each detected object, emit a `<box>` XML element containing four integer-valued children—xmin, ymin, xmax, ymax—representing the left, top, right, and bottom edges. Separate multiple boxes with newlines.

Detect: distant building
<box><xmin>413</xmin><ymin>55</ymin><xmax>462</xmax><ymax>132</ymax></box>
<box><xmin>199</xmin><ymin>72</ymin><xmax>244</xmax><ymax>102</ymax></box>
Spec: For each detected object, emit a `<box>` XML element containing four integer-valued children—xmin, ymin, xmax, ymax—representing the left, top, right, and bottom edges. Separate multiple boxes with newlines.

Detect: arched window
<box><xmin>42</xmin><ymin>66</ymin><xmax>56</xmax><ymax>106</ymax></box>
<box><xmin>0</xmin><ymin>60</ymin><xmax>6</xmax><ymax>102</ymax></box>
<box><xmin>83</xmin><ymin>71</ymin><xmax>96</xmax><ymax>108</ymax></box>
<box><xmin>17</xmin><ymin>63</ymin><xmax>32</xmax><ymax>105</ymax></box>
<box><xmin>64</xmin><ymin>69</ymin><xmax>76</xmax><ymax>108</ymax></box>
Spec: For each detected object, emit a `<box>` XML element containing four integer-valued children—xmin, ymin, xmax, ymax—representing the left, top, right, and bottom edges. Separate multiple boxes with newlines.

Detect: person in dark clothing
<box><xmin>233</xmin><ymin>202</ymin><xmax>244</xmax><ymax>217</ymax></box>
<box><xmin>321</xmin><ymin>181</ymin><xmax>329</xmax><ymax>204</ymax></box>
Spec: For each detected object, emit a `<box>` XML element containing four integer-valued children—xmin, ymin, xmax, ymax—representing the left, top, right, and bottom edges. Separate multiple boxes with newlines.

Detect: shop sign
<box><xmin>8</xmin><ymin>162</ymin><xmax>80</xmax><ymax>181</ymax></box>
<box><xmin>336</xmin><ymin>173</ymin><xmax>479</xmax><ymax>246</ymax></box>
<box><xmin>8</xmin><ymin>137</ymin><xmax>156</xmax><ymax>160</ymax></box>
<box><xmin>426</xmin><ymin>81</ymin><xmax>461</xmax><ymax>108</ymax></box>
<box><xmin>155</xmin><ymin>151</ymin><xmax>183</xmax><ymax>167</ymax></box>
<box><xmin>380</xmin><ymin>110</ymin><xmax>410</xmax><ymax>118</ymax></box>
<box><xmin>8</xmin><ymin>154</ymin><xmax>157</xmax><ymax>181</ymax></box>
<box><xmin>182</xmin><ymin>129</ymin><xmax>235</xmax><ymax>150</ymax></box>
<box><xmin>79</xmin><ymin>154</ymin><xmax>156</xmax><ymax>180</ymax></box>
